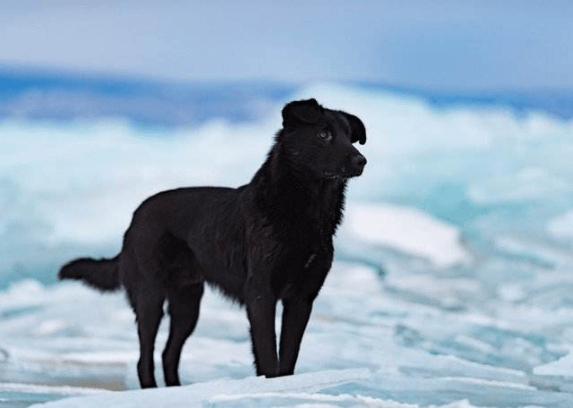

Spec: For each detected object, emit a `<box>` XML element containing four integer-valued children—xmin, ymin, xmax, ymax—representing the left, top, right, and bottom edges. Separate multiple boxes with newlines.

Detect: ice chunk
<box><xmin>344</xmin><ymin>203</ymin><xmax>470</xmax><ymax>268</ymax></box>
<box><xmin>548</xmin><ymin>211</ymin><xmax>573</xmax><ymax>240</ymax></box>
<box><xmin>205</xmin><ymin>392</ymin><xmax>421</xmax><ymax>407</ymax></box>
<box><xmin>534</xmin><ymin>350</ymin><xmax>573</xmax><ymax>377</ymax></box>
<box><xmin>0</xmin><ymin>382</ymin><xmax>107</xmax><ymax>396</ymax></box>
<box><xmin>469</xmin><ymin>167</ymin><xmax>569</xmax><ymax>204</ymax></box>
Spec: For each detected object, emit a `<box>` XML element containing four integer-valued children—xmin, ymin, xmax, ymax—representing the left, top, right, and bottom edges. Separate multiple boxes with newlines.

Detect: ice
<box><xmin>547</xmin><ymin>211</ymin><xmax>573</xmax><ymax>240</ymax></box>
<box><xmin>343</xmin><ymin>203</ymin><xmax>470</xmax><ymax>268</ymax></box>
<box><xmin>28</xmin><ymin>369</ymin><xmax>371</xmax><ymax>408</ymax></box>
<box><xmin>534</xmin><ymin>350</ymin><xmax>573</xmax><ymax>377</ymax></box>
<box><xmin>2</xmin><ymin>260</ymin><xmax>571</xmax><ymax>407</ymax></box>
<box><xmin>0</xmin><ymin>383</ymin><xmax>107</xmax><ymax>397</ymax></box>
<box><xmin>0</xmin><ymin>383</ymin><xmax>109</xmax><ymax>408</ymax></box>
<box><xmin>468</xmin><ymin>167</ymin><xmax>570</xmax><ymax>205</ymax></box>
<box><xmin>31</xmin><ymin>386</ymin><xmax>487</xmax><ymax>408</ymax></box>
<box><xmin>3</xmin><ymin>82</ymin><xmax>573</xmax><ymax>407</ymax></box>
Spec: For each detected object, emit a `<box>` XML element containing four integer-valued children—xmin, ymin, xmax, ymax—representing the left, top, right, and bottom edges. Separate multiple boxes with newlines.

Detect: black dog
<box><xmin>59</xmin><ymin>98</ymin><xmax>366</xmax><ymax>388</ymax></box>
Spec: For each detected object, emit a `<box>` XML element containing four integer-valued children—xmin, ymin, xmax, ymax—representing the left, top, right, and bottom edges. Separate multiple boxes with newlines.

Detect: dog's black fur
<box><xmin>58</xmin><ymin>98</ymin><xmax>367</xmax><ymax>388</ymax></box>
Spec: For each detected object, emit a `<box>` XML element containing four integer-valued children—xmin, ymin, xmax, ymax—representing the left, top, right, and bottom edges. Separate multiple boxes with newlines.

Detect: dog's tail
<box><xmin>58</xmin><ymin>255</ymin><xmax>121</xmax><ymax>292</ymax></box>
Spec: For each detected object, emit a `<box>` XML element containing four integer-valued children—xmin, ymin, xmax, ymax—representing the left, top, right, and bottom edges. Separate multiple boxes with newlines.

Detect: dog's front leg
<box><xmin>278</xmin><ymin>295</ymin><xmax>313</xmax><ymax>376</ymax></box>
<box><xmin>245</xmin><ymin>275</ymin><xmax>279</xmax><ymax>377</ymax></box>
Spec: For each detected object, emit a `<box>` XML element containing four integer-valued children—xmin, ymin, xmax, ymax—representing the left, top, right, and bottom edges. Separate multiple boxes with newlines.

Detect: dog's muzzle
<box><xmin>348</xmin><ymin>153</ymin><xmax>367</xmax><ymax>177</ymax></box>
<box><xmin>323</xmin><ymin>154</ymin><xmax>367</xmax><ymax>180</ymax></box>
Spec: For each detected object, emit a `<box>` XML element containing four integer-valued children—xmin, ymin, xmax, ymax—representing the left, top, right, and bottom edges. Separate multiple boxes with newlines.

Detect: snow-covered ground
<box><xmin>2</xmin><ymin>84</ymin><xmax>573</xmax><ymax>407</ymax></box>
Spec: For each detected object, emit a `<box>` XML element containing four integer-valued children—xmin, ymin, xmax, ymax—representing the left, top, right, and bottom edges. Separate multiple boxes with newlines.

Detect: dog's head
<box><xmin>279</xmin><ymin>98</ymin><xmax>367</xmax><ymax>180</ymax></box>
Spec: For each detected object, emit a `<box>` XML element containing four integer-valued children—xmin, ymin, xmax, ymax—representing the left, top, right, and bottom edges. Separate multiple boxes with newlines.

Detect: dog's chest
<box><xmin>274</xmin><ymin>241</ymin><xmax>333</xmax><ymax>298</ymax></box>
<box><xmin>304</xmin><ymin>253</ymin><xmax>317</xmax><ymax>269</ymax></box>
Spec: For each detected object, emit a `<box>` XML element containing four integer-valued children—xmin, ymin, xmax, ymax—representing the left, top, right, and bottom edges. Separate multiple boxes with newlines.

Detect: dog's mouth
<box><xmin>323</xmin><ymin>172</ymin><xmax>344</xmax><ymax>181</ymax></box>
<box><xmin>322</xmin><ymin>169</ymin><xmax>363</xmax><ymax>180</ymax></box>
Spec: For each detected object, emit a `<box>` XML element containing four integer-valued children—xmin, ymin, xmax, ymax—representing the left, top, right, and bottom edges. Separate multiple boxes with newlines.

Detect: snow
<box><xmin>3</xmin><ymin>82</ymin><xmax>573</xmax><ymax>407</ymax></box>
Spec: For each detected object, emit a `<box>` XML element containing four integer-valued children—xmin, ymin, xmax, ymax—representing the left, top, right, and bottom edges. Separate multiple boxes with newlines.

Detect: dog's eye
<box><xmin>318</xmin><ymin>131</ymin><xmax>332</xmax><ymax>141</ymax></box>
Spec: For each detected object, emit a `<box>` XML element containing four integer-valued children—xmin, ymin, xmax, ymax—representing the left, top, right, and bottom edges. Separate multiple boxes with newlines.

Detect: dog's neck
<box><xmin>251</xmin><ymin>146</ymin><xmax>346</xmax><ymax>237</ymax></box>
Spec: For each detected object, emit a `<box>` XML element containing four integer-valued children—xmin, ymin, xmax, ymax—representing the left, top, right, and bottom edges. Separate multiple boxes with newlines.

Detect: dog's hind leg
<box><xmin>135</xmin><ymin>288</ymin><xmax>166</xmax><ymax>388</ymax></box>
<box><xmin>162</xmin><ymin>282</ymin><xmax>204</xmax><ymax>386</ymax></box>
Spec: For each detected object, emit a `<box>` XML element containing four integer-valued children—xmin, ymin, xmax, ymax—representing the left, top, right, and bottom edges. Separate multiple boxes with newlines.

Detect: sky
<box><xmin>0</xmin><ymin>0</ymin><xmax>572</xmax><ymax>91</ymax></box>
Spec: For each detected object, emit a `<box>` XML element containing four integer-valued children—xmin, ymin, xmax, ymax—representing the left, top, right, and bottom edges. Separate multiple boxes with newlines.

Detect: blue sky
<box><xmin>1</xmin><ymin>0</ymin><xmax>572</xmax><ymax>91</ymax></box>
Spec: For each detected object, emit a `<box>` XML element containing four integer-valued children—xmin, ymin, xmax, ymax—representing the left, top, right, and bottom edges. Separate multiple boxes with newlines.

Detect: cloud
<box><xmin>1</xmin><ymin>1</ymin><xmax>572</xmax><ymax>90</ymax></box>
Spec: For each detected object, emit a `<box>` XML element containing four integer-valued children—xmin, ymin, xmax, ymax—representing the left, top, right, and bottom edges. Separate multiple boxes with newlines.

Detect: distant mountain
<box><xmin>0</xmin><ymin>68</ymin><xmax>296</xmax><ymax>127</ymax></box>
<box><xmin>1</xmin><ymin>68</ymin><xmax>572</xmax><ymax>127</ymax></box>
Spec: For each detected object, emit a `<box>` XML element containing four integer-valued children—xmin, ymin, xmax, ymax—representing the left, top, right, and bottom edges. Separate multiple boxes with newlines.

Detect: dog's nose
<box><xmin>352</xmin><ymin>154</ymin><xmax>367</xmax><ymax>168</ymax></box>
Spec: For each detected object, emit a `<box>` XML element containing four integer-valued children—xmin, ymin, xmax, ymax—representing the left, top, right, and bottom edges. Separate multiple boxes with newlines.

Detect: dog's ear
<box><xmin>282</xmin><ymin>99</ymin><xmax>324</xmax><ymax>128</ymax></box>
<box><xmin>340</xmin><ymin>111</ymin><xmax>366</xmax><ymax>144</ymax></box>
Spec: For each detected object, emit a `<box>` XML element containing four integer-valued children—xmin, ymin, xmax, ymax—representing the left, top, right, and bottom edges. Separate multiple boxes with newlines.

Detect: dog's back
<box><xmin>123</xmin><ymin>187</ymin><xmax>249</xmax><ymax>300</ymax></box>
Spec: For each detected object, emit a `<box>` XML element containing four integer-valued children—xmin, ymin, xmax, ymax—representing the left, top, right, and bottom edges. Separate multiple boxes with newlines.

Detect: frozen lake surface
<box><xmin>1</xmin><ymin>83</ymin><xmax>573</xmax><ymax>407</ymax></box>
